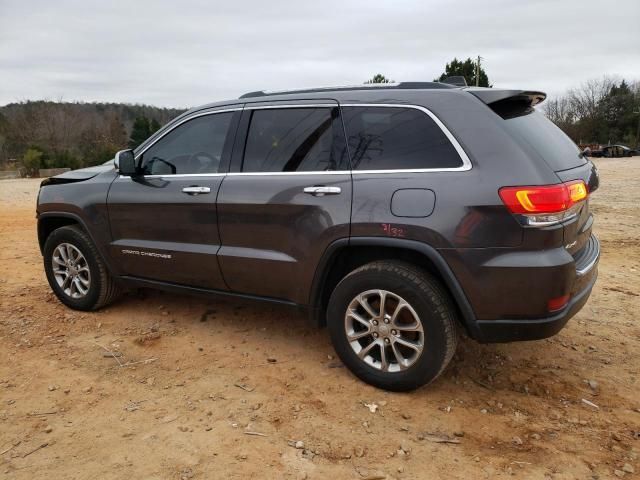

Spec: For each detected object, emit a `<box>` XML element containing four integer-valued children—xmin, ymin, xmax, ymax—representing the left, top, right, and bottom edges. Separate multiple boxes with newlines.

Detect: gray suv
<box><xmin>36</xmin><ymin>82</ymin><xmax>600</xmax><ymax>391</ymax></box>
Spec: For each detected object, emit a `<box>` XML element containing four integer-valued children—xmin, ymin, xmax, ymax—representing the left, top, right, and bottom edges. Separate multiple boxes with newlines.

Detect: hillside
<box><xmin>0</xmin><ymin>101</ymin><xmax>187</xmax><ymax>172</ymax></box>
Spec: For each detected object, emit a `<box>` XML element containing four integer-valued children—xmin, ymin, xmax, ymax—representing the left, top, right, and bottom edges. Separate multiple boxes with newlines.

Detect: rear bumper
<box><xmin>473</xmin><ymin>269</ymin><xmax>597</xmax><ymax>343</ymax></box>
<box><xmin>441</xmin><ymin>234</ymin><xmax>600</xmax><ymax>343</ymax></box>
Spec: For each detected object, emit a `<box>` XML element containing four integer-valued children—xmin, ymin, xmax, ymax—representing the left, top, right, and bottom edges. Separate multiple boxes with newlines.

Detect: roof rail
<box><xmin>238</xmin><ymin>82</ymin><xmax>457</xmax><ymax>99</ymax></box>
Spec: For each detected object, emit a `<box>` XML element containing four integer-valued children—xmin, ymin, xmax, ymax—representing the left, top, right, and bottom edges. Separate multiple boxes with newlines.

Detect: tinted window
<box><xmin>242</xmin><ymin>107</ymin><xmax>346</xmax><ymax>172</ymax></box>
<box><xmin>500</xmin><ymin>109</ymin><xmax>586</xmax><ymax>171</ymax></box>
<box><xmin>140</xmin><ymin>112</ymin><xmax>233</xmax><ymax>175</ymax></box>
<box><xmin>341</xmin><ymin>106</ymin><xmax>462</xmax><ymax>170</ymax></box>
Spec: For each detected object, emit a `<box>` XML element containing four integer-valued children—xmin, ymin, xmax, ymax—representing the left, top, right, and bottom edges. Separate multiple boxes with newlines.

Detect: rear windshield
<box><xmin>498</xmin><ymin>108</ymin><xmax>586</xmax><ymax>171</ymax></box>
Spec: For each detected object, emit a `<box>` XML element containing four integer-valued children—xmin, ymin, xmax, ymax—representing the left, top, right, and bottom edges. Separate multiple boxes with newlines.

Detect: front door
<box><xmin>107</xmin><ymin>108</ymin><xmax>241</xmax><ymax>289</ymax></box>
<box><xmin>217</xmin><ymin>102</ymin><xmax>352</xmax><ymax>304</ymax></box>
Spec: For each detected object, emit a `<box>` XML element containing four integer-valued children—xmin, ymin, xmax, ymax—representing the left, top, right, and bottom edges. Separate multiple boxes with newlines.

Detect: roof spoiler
<box><xmin>467</xmin><ymin>88</ymin><xmax>546</xmax><ymax>106</ymax></box>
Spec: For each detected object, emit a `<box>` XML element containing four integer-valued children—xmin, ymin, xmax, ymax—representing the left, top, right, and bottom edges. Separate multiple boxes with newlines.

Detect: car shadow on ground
<box><xmin>107</xmin><ymin>287</ymin><xmax>570</xmax><ymax>400</ymax></box>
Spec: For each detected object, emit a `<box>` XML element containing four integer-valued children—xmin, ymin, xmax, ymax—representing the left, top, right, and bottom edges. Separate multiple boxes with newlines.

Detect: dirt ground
<box><xmin>0</xmin><ymin>159</ymin><xmax>638</xmax><ymax>480</ymax></box>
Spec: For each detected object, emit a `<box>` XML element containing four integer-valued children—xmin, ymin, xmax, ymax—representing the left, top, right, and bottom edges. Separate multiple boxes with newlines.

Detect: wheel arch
<box><xmin>38</xmin><ymin>213</ymin><xmax>85</xmax><ymax>254</ymax></box>
<box><xmin>37</xmin><ymin>212</ymin><xmax>116</xmax><ymax>275</ymax></box>
<box><xmin>309</xmin><ymin>237</ymin><xmax>480</xmax><ymax>339</ymax></box>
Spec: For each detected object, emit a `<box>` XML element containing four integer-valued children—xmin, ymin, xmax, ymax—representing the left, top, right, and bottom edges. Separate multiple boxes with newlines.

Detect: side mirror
<box><xmin>114</xmin><ymin>149</ymin><xmax>137</xmax><ymax>175</ymax></box>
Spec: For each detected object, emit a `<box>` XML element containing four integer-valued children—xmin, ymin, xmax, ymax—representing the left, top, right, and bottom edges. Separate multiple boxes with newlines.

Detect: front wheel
<box><xmin>327</xmin><ymin>261</ymin><xmax>458</xmax><ymax>391</ymax></box>
<box><xmin>43</xmin><ymin>225</ymin><xmax>120</xmax><ymax>311</ymax></box>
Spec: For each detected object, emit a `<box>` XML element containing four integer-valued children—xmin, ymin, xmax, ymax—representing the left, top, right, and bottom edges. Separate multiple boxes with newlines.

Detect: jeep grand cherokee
<box><xmin>37</xmin><ymin>82</ymin><xmax>600</xmax><ymax>390</ymax></box>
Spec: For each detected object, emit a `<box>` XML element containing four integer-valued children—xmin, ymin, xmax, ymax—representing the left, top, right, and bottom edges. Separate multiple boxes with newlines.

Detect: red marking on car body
<box><xmin>381</xmin><ymin>223</ymin><xmax>406</xmax><ymax>237</ymax></box>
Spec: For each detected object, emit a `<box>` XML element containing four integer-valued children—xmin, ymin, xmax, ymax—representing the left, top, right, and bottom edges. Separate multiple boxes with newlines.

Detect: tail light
<box><xmin>499</xmin><ymin>180</ymin><xmax>588</xmax><ymax>226</ymax></box>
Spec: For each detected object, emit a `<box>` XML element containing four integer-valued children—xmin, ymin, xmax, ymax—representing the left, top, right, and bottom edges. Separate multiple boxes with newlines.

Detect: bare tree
<box><xmin>543</xmin><ymin>96</ymin><xmax>574</xmax><ymax>126</ymax></box>
<box><xmin>542</xmin><ymin>76</ymin><xmax>640</xmax><ymax>145</ymax></box>
<box><xmin>567</xmin><ymin>76</ymin><xmax>617</xmax><ymax>121</ymax></box>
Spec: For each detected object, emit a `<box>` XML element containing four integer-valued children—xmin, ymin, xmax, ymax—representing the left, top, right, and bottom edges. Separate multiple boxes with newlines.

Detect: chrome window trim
<box><xmin>118</xmin><ymin>172</ymin><xmax>227</xmax><ymax>180</ymax></box>
<box><xmin>339</xmin><ymin>103</ymin><xmax>471</xmax><ymax>172</ymax></box>
<box><xmin>118</xmin><ymin>172</ymin><xmax>349</xmax><ymax>180</ymax></box>
<box><xmin>122</xmin><ymin>102</ymin><xmax>472</xmax><ymax>179</ymax></box>
<box><xmin>226</xmin><ymin>170</ymin><xmax>350</xmax><ymax>177</ymax></box>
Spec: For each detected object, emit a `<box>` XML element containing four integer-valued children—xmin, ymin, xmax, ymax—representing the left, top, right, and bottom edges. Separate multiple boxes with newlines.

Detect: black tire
<box><xmin>327</xmin><ymin>261</ymin><xmax>458</xmax><ymax>391</ymax></box>
<box><xmin>43</xmin><ymin>225</ymin><xmax>120</xmax><ymax>311</ymax></box>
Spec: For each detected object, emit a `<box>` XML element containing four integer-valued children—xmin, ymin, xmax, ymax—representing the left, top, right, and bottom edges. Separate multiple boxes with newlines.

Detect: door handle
<box><xmin>182</xmin><ymin>186</ymin><xmax>211</xmax><ymax>195</ymax></box>
<box><xmin>303</xmin><ymin>186</ymin><xmax>341</xmax><ymax>196</ymax></box>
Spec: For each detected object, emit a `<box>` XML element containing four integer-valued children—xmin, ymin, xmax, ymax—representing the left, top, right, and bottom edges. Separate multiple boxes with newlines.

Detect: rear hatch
<box><xmin>471</xmin><ymin>88</ymin><xmax>600</xmax><ymax>256</ymax></box>
<box><xmin>553</xmin><ymin>162</ymin><xmax>599</xmax><ymax>256</ymax></box>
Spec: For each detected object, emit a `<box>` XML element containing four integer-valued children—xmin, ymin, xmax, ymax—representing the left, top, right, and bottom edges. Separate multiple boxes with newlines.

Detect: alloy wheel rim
<box><xmin>344</xmin><ymin>289</ymin><xmax>424</xmax><ymax>373</ymax></box>
<box><xmin>52</xmin><ymin>243</ymin><xmax>91</xmax><ymax>299</ymax></box>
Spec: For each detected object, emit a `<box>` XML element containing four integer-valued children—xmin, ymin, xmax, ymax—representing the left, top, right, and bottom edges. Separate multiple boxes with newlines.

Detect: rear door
<box><xmin>107</xmin><ymin>107</ymin><xmax>241</xmax><ymax>289</ymax></box>
<box><xmin>216</xmin><ymin>101</ymin><xmax>351</xmax><ymax>304</ymax></box>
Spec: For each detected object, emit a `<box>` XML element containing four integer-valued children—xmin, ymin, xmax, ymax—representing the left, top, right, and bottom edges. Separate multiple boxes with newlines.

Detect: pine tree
<box><xmin>150</xmin><ymin>118</ymin><xmax>161</xmax><ymax>134</ymax></box>
<box><xmin>436</xmin><ymin>58</ymin><xmax>490</xmax><ymax>87</ymax></box>
<box><xmin>129</xmin><ymin>116</ymin><xmax>151</xmax><ymax>149</ymax></box>
<box><xmin>365</xmin><ymin>74</ymin><xmax>394</xmax><ymax>84</ymax></box>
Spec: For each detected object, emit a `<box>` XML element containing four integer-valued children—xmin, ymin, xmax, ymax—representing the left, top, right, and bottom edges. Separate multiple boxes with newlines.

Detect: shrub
<box><xmin>21</xmin><ymin>148</ymin><xmax>44</xmax><ymax>176</ymax></box>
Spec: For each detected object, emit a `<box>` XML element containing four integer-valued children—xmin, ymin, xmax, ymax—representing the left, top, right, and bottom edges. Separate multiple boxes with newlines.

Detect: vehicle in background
<box><xmin>589</xmin><ymin>144</ymin><xmax>637</xmax><ymax>158</ymax></box>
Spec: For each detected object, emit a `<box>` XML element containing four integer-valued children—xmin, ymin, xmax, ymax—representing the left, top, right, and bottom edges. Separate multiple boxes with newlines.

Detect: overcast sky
<box><xmin>1</xmin><ymin>0</ymin><xmax>639</xmax><ymax>108</ymax></box>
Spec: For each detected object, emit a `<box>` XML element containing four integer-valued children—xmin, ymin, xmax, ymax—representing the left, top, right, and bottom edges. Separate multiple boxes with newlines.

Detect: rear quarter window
<box><xmin>341</xmin><ymin>106</ymin><xmax>463</xmax><ymax>170</ymax></box>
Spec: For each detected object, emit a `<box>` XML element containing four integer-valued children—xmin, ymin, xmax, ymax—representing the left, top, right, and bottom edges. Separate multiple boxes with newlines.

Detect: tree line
<box><xmin>0</xmin><ymin>101</ymin><xmax>185</xmax><ymax>175</ymax></box>
<box><xmin>542</xmin><ymin>77</ymin><xmax>640</xmax><ymax>147</ymax></box>
<box><xmin>1</xmin><ymin>66</ymin><xmax>638</xmax><ymax>175</ymax></box>
<box><xmin>367</xmin><ymin>57</ymin><xmax>490</xmax><ymax>88</ymax></box>
<box><xmin>366</xmin><ymin>70</ymin><xmax>638</xmax><ymax>148</ymax></box>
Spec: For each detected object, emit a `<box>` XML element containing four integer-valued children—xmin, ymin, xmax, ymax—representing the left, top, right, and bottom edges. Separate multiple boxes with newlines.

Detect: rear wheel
<box><xmin>327</xmin><ymin>261</ymin><xmax>458</xmax><ymax>391</ymax></box>
<box><xmin>43</xmin><ymin>226</ymin><xmax>120</xmax><ymax>310</ymax></box>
